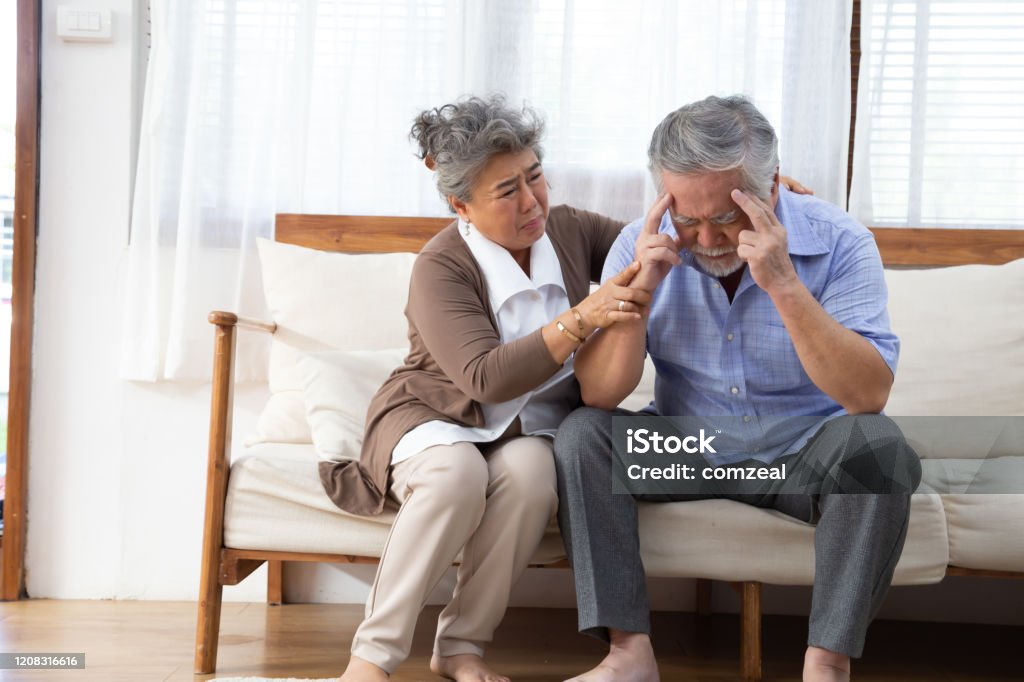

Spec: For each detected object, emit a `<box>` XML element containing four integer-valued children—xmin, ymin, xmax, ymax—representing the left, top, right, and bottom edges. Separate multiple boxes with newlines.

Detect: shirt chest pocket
<box><xmin>752</xmin><ymin>324</ymin><xmax>808</xmax><ymax>393</ymax></box>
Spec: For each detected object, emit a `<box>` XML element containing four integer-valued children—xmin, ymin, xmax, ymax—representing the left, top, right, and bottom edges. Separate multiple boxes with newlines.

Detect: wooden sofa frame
<box><xmin>195</xmin><ymin>214</ymin><xmax>1024</xmax><ymax>679</ymax></box>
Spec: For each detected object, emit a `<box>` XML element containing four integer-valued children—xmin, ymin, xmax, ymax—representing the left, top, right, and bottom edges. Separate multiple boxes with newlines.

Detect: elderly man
<box><xmin>555</xmin><ymin>95</ymin><xmax>921</xmax><ymax>682</ymax></box>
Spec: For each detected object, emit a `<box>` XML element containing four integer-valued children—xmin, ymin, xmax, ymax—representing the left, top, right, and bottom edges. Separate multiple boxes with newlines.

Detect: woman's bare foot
<box><xmin>430</xmin><ymin>653</ymin><xmax>511</xmax><ymax>682</ymax></box>
<box><xmin>339</xmin><ymin>654</ymin><xmax>389</xmax><ymax>682</ymax></box>
<box><xmin>803</xmin><ymin>646</ymin><xmax>851</xmax><ymax>682</ymax></box>
<box><xmin>565</xmin><ymin>630</ymin><xmax>659</xmax><ymax>682</ymax></box>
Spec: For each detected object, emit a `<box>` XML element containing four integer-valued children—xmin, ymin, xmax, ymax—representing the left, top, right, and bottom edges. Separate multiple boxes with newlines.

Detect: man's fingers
<box><xmin>638</xmin><ymin>233</ymin><xmax>679</xmax><ymax>251</ymax></box>
<box><xmin>642</xmin><ymin>193</ymin><xmax>673</xmax><ymax>236</ymax></box>
<box><xmin>730</xmin><ymin>188</ymin><xmax>776</xmax><ymax>232</ymax></box>
<box><xmin>736</xmin><ymin>243</ymin><xmax>755</xmax><ymax>261</ymax></box>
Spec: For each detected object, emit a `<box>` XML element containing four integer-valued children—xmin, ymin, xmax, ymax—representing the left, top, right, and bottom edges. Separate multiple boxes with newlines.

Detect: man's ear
<box><xmin>450</xmin><ymin>195</ymin><xmax>470</xmax><ymax>223</ymax></box>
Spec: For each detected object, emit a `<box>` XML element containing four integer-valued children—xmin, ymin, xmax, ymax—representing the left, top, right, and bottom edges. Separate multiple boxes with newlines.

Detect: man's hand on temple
<box><xmin>731</xmin><ymin>188</ymin><xmax>801</xmax><ymax>297</ymax></box>
<box><xmin>630</xmin><ymin>193</ymin><xmax>681</xmax><ymax>294</ymax></box>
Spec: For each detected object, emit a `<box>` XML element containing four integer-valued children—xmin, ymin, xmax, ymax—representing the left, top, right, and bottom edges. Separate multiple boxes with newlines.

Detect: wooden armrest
<box><xmin>208</xmin><ymin>310</ymin><xmax>277</xmax><ymax>334</ymax></box>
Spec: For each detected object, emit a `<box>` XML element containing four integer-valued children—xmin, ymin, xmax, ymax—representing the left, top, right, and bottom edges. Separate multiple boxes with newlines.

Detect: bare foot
<box><xmin>803</xmin><ymin>646</ymin><xmax>851</xmax><ymax>682</ymax></box>
<box><xmin>430</xmin><ymin>653</ymin><xmax>510</xmax><ymax>682</ymax></box>
<box><xmin>339</xmin><ymin>654</ymin><xmax>389</xmax><ymax>682</ymax></box>
<box><xmin>565</xmin><ymin>630</ymin><xmax>659</xmax><ymax>682</ymax></box>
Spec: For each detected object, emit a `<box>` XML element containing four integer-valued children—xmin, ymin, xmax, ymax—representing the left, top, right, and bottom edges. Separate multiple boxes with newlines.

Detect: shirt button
<box><xmin>530</xmin><ymin>292</ymin><xmax>541</xmax><ymax>300</ymax></box>
<box><xmin>713</xmin><ymin>283</ymin><xmax>721</xmax><ymax>289</ymax></box>
<box><xmin>743</xmin><ymin>415</ymin><xmax>751</xmax><ymax>423</ymax></box>
<box><xmin>726</xmin><ymin>333</ymin><xmax>734</xmax><ymax>341</ymax></box>
<box><xmin>730</xmin><ymin>386</ymin><xmax>739</xmax><ymax>395</ymax></box>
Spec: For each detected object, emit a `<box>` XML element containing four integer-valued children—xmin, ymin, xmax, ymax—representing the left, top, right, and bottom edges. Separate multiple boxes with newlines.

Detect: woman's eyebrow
<box><xmin>492</xmin><ymin>162</ymin><xmax>542</xmax><ymax>192</ymax></box>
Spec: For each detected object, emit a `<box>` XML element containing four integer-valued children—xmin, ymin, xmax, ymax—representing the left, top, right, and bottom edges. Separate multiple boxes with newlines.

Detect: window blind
<box><xmin>853</xmin><ymin>0</ymin><xmax>1024</xmax><ymax>228</ymax></box>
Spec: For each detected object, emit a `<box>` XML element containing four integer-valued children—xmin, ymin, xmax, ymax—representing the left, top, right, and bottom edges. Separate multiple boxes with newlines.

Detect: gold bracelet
<box><xmin>571</xmin><ymin>307</ymin><xmax>585</xmax><ymax>338</ymax></box>
<box><xmin>556</xmin><ymin>320</ymin><xmax>584</xmax><ymax>344</ymax></box>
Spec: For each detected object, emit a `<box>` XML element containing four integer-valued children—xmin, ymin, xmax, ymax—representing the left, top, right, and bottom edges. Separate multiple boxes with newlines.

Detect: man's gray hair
<box><xmin>648</xmin><ymin>95</ymin><xmax>779</xmax><ymax>201</ymax></box>
<box><xmin>411</xmin><ymin>94</ymin><xmax>545</xmax><ymax>210</ymax></box>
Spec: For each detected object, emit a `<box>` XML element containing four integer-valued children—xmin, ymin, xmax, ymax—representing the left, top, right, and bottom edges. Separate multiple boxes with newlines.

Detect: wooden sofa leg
<box><xmin>195</xmin><ymin>551</ymin><xmax>225</xmax><ymax>674</ymax></box>
<box><xmin>740</xmin><ymin>581</ymin><xmax>763</xmax><ymax>681</ymax></box>
<box><xmin>268</xmin><ymin>560</ymin><xmax>283</xmax><ymax>605</ymax></box>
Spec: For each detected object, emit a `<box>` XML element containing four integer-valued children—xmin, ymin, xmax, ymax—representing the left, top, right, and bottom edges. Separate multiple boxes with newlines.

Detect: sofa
<box><xmin>194</xmin><ymin>213</ymin><xmax>1024</xmax><ymax>679</ymax></box>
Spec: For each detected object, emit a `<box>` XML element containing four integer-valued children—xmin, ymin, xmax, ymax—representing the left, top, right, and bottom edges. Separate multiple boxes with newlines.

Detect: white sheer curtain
<box><xmin>121</xmin><ymin>0</ymin><xmax>852</xmax><ymax>382</ymax></box>
<box><xmin>849</xmin><ymin>0</ymin><xmax>1024</xmax><ymax>228</ymax></box>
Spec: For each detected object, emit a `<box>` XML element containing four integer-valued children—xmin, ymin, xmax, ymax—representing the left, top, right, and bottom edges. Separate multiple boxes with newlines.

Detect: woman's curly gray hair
<box><xmin>411</xmin><ymin>94</ymin><xmax>545</xmax><ymax>211</ymax></box>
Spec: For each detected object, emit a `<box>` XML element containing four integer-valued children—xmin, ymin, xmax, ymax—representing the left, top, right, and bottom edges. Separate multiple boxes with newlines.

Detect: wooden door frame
<box><xmin>2</xmin><ymin>0</ymin><xmax>41</xmax><ymax>601</ymax></box>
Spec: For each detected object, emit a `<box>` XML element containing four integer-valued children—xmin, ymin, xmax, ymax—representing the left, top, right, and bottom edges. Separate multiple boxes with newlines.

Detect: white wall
<box><xmin>24</xmin><ymin>0</ymin><xmax>1023</xmax><ymax>629</ymax></box>
<box><xmin>28</xmin><ymin>0</ymin><xmax>268</xmax><ymax>603</ymax></box>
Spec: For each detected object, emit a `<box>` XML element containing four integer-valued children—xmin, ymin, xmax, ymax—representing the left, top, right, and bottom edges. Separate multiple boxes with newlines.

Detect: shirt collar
<box><xmin>459</xmin><ymin>219</ymin><xmax>567</xmax><ymax>312</ymax></box>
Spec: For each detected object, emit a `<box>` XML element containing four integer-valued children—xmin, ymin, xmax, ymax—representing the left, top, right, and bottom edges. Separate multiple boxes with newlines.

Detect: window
<box><xmin>851</xmin><ymin>0</ymin><xmax>1024</xmax><ymax>229</ymax></box>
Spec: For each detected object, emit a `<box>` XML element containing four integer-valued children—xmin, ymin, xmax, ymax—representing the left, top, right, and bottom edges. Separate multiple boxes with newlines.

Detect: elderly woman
<box><xmin>327</xmin><ymin>95</ymin><xmax>647</xmax><ymax>682</ymax></box>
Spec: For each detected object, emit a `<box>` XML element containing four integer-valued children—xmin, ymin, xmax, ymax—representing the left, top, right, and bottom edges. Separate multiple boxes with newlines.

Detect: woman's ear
<box><xmin>449</xmin><ymin>195</ymin><xmax>470</xmax><ymax>223</ymax></box>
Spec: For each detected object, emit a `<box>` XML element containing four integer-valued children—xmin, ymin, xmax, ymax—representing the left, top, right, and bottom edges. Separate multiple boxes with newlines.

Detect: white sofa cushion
<box><xmin>248</xmin><ymin>239</ymin><xmax>416</xmax><ymax>445</ymax></box>
<box><xmin>223</xmin><ymin>443</ymin><xmax>950</xmax><ymax>584</ymax></box>
<box><xmin>223</xmin><ymin>443</ymin><xmax>568</xmax><ymax>564</ymax></box>
<box><xmin>249</xmin><ymin>392</ymin><xmax>315</xmax><ymax>445</ymax></box>
<box><xmin>636</xmin><ymin>494</ymin><xmax>949</xmax><ymax>585</ymax></box>
<box><xmin>943</xmin><ymin>493</ymin><xmax>1024</xmax><ymax>572</ymax></box>
<box><xmin>298</xmin><ymin>348</ymin><xmax>408</xmax><ymax>461</ymax></box>
<box><xmin>884</xmin><ymin>258</ymin><xmax>1024</xmax><ymax>416</ymax></box>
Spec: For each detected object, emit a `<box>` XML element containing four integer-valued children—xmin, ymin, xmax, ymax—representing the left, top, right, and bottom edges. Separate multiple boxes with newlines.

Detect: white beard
<box><xmin>691</xmin><ymin>249</ymin><xmax>745</xmax><ymax>277</ymax></box>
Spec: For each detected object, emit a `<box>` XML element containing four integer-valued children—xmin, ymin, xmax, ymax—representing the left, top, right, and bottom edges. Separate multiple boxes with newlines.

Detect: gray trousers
<box><xmin>554</xmin><ymin>407</ymin><xmax>922</xmax><ymax>658</ymax></box>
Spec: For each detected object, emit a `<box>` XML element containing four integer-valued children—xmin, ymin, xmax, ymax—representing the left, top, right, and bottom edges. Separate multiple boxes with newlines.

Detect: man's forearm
<box><xmin>770</xmin><ymin>282</ymin><xmax>893</xmax><ymax>414</ymax></box>
<box><xmin>575</xmin><ymin>319</ymin><xmax>648</xmax><ymax>410</ymax></box>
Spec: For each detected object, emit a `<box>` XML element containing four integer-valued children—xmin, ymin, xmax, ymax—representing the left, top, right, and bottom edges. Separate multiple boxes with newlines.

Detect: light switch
<box><xmin>57</xmin><ymin>6</ymin><xmax>114</xmax><ymax>42</ymax></box>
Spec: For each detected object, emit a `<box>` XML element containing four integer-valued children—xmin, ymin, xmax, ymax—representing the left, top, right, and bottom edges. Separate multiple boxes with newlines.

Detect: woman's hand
<box><xmin>576</xmin><ymin>261</ymin><xmax>651</xmax><ymax>330</ymax></box>
<box><xmin>780</xmin><ymin>175</ymin><xmax>813</xmax><ymax>195</ymax></box>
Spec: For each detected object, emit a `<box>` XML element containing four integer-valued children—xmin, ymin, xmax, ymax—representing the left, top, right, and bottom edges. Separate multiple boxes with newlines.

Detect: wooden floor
<box><xmin>0</xmin><ymin>600</ymin><xmax>1019</xmax><ymax>681</ymax></box>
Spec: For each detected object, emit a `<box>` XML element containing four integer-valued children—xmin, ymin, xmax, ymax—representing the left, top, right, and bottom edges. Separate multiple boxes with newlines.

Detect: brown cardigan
<box><xmin>319</xmin><ymin>204</ymin><xmax>626</xmax><ymax>515</ymax></box>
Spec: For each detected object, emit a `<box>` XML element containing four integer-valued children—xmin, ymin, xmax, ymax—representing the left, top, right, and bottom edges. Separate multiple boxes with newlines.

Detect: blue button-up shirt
<box><xmin>602</xmin><ymin>186</ymin><xmax>899</xmax><ymax>464</ymax></box>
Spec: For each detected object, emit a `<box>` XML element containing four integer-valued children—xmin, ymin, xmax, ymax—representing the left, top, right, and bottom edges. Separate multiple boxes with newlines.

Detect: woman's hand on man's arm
<box><xmin>541</xmin><ymin>261</ymin><xmax>650</xmax><ymax>366</ymax></box>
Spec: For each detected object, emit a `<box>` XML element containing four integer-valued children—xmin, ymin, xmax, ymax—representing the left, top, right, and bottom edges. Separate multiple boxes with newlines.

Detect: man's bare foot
<box><xmin>803</xmin><ymin>646</ymin><xmax>851</xmax><ymax>682</ymax></box>
<box><xmin>565</xmin><ymin>630</ymin><xmax>659</xmax><ymax>682</ymax></box>
<box><xmin>339</xmin><ymin>654</ymin><xmax>389</xmax><ymax>682</ymax></box>
<box><xmin>430</xmin><ymin>653</ymin><xmax>510</xmax><ymax>682</ymax></box>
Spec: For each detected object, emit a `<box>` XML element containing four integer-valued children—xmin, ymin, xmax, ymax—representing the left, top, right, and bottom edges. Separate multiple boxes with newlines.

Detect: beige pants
<box><xmin>350</xmin><ymin>436</ymin><xmax>558</xmax><ymax>672</ymax></box>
